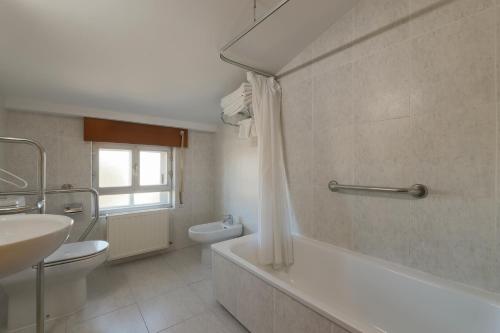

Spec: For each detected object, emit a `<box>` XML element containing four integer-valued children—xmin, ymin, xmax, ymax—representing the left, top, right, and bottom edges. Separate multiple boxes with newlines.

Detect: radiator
<box><xmin>106</xmin><ymin>209</ymin><xmax>170</xmax><ymax>260</ymax></box>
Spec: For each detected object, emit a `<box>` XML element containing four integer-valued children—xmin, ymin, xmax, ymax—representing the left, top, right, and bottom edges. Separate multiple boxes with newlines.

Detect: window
<box><xmin>92</xmin><ymin>143</ymin><xmax>172</xmax><ymax>211</ymax></box>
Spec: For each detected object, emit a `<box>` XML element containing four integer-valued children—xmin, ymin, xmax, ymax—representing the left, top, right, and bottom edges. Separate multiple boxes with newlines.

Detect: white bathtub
<box><xmin>212</xmin><ymin>234</ymin><xmax>500</xmax><ymax>333</ymax></box>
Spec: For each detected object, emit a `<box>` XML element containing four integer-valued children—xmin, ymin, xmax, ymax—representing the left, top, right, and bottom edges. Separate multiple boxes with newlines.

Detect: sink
<box><xmin>0</xmin><ymin>214</ymin><xmax>73</xmax><ymax>278</ymax></box>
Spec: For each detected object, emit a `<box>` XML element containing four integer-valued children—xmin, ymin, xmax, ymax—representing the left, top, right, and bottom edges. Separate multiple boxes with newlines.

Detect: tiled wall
<box><xmin>173</xmin><ymin>129</ymin><xmax>216</xmax><ymax>248</ymax></box>
<box><xmin>0</xmin><ymin>98</ymin><xmax>6</xmax><ymax>169</ymax></box>
<box><xmin>0</xmin><ymin>98</ymin><xmax>6</xmax><ymax>136</ymax></box>
<box><xmin>0</xmin><ymin>110</ymin><xmax>215</xmax><ymax>248</ymax></box>
<box><xmin>216</xmin><ymin>0</ymin><xmax>500</xmax><ymax>294</ymax></box>
<box><xmin>214</xmin><ymin>125</ymin><xmax>258</xmax><ymax>233</ymax></box>
<box><xmin>280</xmin><ymin>0</ymin><xmax>500</xmax><ymax>292</ymax></box>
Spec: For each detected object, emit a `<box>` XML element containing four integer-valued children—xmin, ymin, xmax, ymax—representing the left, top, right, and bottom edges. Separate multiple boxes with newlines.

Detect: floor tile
<box><xmin>159</xmin><ymin>312</ymin><xmax>229</xmax><ymax>333</ymax></box>
<box><xmin>138</xmin><ymin>287</ymin><xmax>206</xmax><ymax>333</ymax></box>
<box><xmin>164</xmin><ymin>246</ymin><xmax>211</xmax><ymax>284</ymax></box>
<box><xmin>66</xmin><ymin>266</ymin><xmax>135</xmax><ymax>325</ymax></box>
<box><xmin>4</xmin><ymin>318</ymin><xmax>66</xmax><ymax>333</ymax></box>
<box><xmin>67</xmin><ymin>304</ymin><xmax>148</xmax><ymax>333</ymax></box>
<box><xmin>189</xmin><ymin>279</ymin><xmax>248</xmax><ymax>333</ymax></box>
<box><xmin>119</xmin><ymin>254</ymin><xmax>185</xmax><ymax>302</ymax></box>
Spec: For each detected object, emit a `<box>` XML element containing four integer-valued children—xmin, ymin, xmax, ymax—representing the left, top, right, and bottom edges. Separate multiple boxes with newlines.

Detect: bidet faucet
<box><xmin>223</xmin><ymin>214</ymin><xmax>234</xmax><ymax>225</ymax></box>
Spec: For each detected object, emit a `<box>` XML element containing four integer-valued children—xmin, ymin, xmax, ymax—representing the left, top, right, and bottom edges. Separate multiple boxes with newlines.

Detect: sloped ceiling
<box><xmin>0</xmin><ymin>0</ymin><xmax>281</xmax><ymax>127</ymax></box>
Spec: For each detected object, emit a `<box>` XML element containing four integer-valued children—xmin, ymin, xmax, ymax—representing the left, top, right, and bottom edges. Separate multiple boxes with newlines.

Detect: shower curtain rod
<box><xmin>219</xmin><ymin>0</ymin><xmax>291</xmax><ymax>78</ymax></box>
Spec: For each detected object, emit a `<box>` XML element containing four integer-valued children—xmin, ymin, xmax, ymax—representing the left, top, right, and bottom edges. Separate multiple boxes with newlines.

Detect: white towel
<box><xmin>221</xmin><ymin>83</ymin><xmax>252</xmax><ymax>108</ymax></box>
<box><xmin>222</xmin><ymin>94</ymin><xmax>252</xmax><ymax>110</ymax></box>
<box><xmin>223</xmin><ymin>102</ymin><xmax>251</xmax><ymax>117</ymax></box>
<box><xmin>238</xmin><ymin>118</ymin><xmax>253</xmax><ymax>139</ymax></box>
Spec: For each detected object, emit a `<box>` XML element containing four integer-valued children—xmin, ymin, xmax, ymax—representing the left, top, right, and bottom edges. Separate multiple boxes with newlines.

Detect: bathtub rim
<box><xmin>212</xmin><ymin>233</ymin><xmax>500</xmax><ymax>333</ymax></box>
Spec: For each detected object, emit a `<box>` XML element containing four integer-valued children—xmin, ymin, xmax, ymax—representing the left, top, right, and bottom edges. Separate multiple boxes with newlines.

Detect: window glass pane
<box><xmin>133</xmin><ymin>191</ymin><xmax>170</xmax><ymax>206</ymax></box>
<box><xmin>133</xmin><ymin>192</ymin><xmax>160</xmax><ymax>205</ymax></box>
<box><xmin>100</xmin><ymin>194</ymin><xmax>131</xmax><ymax>208</ymax></box>
<box><xmin>99</xmin><ymin>149</ymin><xmax>132</xmax><ymax>187</ymax></box>
<box><xmin>140</xmin><ymin>151</ymin><xmax>168</xmax><ymax>186</ymax></box>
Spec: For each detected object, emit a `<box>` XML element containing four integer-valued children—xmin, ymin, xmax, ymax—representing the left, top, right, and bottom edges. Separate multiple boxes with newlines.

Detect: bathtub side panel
<box><xmin>213</xmin><ymin>252</ymin><xmax>240</xmax><ymax>316</ymax></box>
<box><xmin>235</xmin><ymin>266</ymin><xmax>274</xmax><ymax>333</ymax></box>
<box><xmin>274</xmin><ymin>289</ymin><xmax>331</xmax><ymax>333</ymax></box>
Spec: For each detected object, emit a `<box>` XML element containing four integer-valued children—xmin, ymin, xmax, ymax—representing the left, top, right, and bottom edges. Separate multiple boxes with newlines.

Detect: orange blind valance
<box><xmin>83</xmin><ymin>117</ymin><xmax>188</xmax><ymax>147</ymax></box>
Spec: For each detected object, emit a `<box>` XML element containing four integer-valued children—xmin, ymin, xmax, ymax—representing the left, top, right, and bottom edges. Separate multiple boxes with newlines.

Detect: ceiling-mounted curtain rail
<box><xmin>219</xmin><ymin>0</ymin><xmax>291</xmax><ymax>78</ymax></box>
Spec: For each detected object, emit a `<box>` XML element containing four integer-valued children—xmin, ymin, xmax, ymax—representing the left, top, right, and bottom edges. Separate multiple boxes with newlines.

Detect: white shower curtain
<box><xmin>247</xmin><ymin>72</ymin><xmax>294</xmax><ymax>269</ymax></box>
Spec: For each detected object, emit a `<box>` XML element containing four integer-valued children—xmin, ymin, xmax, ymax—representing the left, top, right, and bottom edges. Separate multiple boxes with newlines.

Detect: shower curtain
<box><xmin>247</xmin><ymin>72</ymin><xmax>294</xmax><ymax>269</ymax></box>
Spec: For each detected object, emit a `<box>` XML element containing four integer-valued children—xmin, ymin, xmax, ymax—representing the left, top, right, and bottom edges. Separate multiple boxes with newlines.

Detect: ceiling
<box><xmin>0</xmin><ymin>0</ymin><xmax>282</xmax><ymax>126</ymax></box>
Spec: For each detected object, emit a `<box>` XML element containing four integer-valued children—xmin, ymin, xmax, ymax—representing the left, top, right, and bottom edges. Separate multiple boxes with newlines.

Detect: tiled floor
<box><xmin>10</xmin><ymin>246</ymin><xmax>248</xmax><ymax>333</ymax></box>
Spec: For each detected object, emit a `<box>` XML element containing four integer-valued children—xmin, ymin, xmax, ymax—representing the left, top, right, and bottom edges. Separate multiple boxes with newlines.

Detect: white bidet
<box><xmin>188</xmin><ymin>217</ymin><xmax>242</xmax><ymax>264</ymax></box>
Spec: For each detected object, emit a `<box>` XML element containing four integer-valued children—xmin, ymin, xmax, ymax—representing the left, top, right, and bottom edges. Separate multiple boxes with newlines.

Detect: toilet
<box><xmin>0</xmin><ymin>240</ymin><xmax>109</xmax><ymax>331</ymax></box>
<box><xmin>188</xmin><ymin>217</ymin><xmax>242</xmax><ymax>265</ymax></box>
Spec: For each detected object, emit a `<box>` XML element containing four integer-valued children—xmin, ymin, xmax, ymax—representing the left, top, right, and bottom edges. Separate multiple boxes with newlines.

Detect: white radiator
<box><xmin>106</xmin><ymin>209</ymin><xmax>170</xmax><ymax>260</ymax></box>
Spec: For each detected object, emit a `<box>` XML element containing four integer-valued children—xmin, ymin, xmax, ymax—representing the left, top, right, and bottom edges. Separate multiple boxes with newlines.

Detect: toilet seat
<box><xmin>44</xmin><ymin>240</ymin><xmax>109</xmax><ymax>267</ymax></box>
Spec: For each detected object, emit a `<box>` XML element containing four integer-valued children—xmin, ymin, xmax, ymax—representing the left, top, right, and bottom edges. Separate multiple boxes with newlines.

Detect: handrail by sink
<box><xmin>0</xmin><ymin>187</ymin><xmax>100</xmax><ymax>241</ymax></box>
<box><xmin>0</xmin><ymin>200</ymin><xmax>44</xmax><ymax>214</ymax></box>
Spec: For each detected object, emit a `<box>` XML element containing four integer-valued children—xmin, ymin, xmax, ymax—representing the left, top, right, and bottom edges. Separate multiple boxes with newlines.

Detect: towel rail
<box><xmin>328</xmin><ymin>180</ymin><xmax>428</xmax><ymax>199</ymax></box>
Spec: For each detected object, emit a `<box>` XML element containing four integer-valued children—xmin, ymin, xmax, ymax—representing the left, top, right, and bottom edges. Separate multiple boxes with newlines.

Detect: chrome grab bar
<box><xmin>328</xmin><ymin>180</ymin><xmax>428</xmax><ymax>199</ymax></box>
<box><xmin>0</xmin><ymin>200</ymin><xmax>44</xmax><ymax>214</ymax></box>
<box><xmin>0</xmin><ymin>187</ymin><xmax>99</xmax><ymax>241</ymax></box>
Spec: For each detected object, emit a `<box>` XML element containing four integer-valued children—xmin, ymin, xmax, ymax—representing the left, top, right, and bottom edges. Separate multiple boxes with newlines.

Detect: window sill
<box><xmin>100</xmin><ymin>204</ymin><xmax>172</xmax><ymax>216</ymax></box>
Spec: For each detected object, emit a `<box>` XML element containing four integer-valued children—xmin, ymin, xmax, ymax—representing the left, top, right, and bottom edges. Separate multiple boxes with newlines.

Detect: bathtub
<box><xmin>212</xmin><ymin>234</ymin><xmax>500</xmax><ymax>333</ymax></box>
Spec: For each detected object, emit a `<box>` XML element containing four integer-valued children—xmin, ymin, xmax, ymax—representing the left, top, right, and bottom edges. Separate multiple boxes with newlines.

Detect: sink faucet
<box><xmin>223</xmin><ymin>214</ymin><xmax>234</xmax><ymax>225</ymax></box>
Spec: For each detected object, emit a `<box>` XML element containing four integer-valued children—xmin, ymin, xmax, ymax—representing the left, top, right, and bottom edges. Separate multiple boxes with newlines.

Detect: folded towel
<box><xmin>223</xmin><ymin>95</ymin><xmax>252</xmax><ymax>112</ymax></box>
<box><xmin>238</xmin><ymin>118</ymin><xmax>253</xmax><ymax>139</ymax></box>
<box><xmin>221</xmin><ymin>93</ymin><xmax>252</xmax><ymax>109</ymax></box>
<box><xmin>223</xmin><ymin>102</ymin><xmax>250</xmax><ymax>117</ymax></box>
<box><xmin>221</xmin><ymin>83</ymin><xmax>252</xmax><ymax>108</ymax></box>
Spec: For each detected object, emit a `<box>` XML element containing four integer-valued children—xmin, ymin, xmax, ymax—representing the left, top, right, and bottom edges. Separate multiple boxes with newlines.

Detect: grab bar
<box><xmin>0</xmin><ymin>200</ymin><xmax>44</xmax><ymax>214</ymax></box>
<box><xmin>0</xmin><ymin>187</ymin><xmax>99</xmax><ymax>240</ymax></box>
<box><xmin>328</xmin><ymin>180</ymin><xmax>428</xmax><ymax>199</ymax></box>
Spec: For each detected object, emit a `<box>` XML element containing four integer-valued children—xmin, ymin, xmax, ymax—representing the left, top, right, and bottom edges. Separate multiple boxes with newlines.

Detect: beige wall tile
<box><xmin>352</xmin><ymin>41</ymin><xmax>410</xmax><ymax>123</ymax></box>
<box><xmin>411</xmin><ymin>196</ymin><xmax>496</xmax><ymax>289</ymax></box>
<box><xmin>354</xmin><ymin>118</ymin><xmax>413</xmax><ymax>186</ymax></box>
<box><xmin>312</xmin><ymin>10</ymin><xmax>354</xmax><ymax>74</ymax></box>
<box><xmin>412</xmin><ymin>103</ymin><xmax>496</xmax><ymax>199</ymax></box>
<box><xmin>410</xmin><ymin>0</ymin><xmax>493</xmax><ymax>36</ymax></box>
<box><xmin>410</xmin><ymin>9</ymin><xmax>495</xmax><ymax>117</ymax></box>
<box><xmin>213</xmin><ymin>125</ymin><xmax>258</xmax><ymax>234</ymax></box>
<box><xmin>312</xmin><ymin>123</ymin><xmax>354</xmax><ymax>249</ymax></box>
<box><xmin>281</xmin><ymin>75</ymin><xmax>314</xmax><ymax>236</ymax></box>
<box><xmin>353</xmin><ymin>0</ymin><xmax>410</xmax><ymax>59</ymax></box>
<box><xmin>353</xmin><ymin>197</ymin><xmax>411</xmax><ymax>265</ymax></box>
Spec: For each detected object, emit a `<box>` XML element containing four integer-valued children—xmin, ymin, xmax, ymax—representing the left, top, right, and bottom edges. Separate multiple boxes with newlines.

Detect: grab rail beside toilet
<box><xmin>0</xmin><ymin>187</ymin><xmax>100</xmax><ymax>242</ymax></box>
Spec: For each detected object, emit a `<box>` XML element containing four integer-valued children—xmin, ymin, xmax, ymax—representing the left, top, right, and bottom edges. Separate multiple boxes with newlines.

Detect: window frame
<box><xmin>92</xmin><ymin>142</ymin><xmax>173</xmax><ymax>212</ymax></box>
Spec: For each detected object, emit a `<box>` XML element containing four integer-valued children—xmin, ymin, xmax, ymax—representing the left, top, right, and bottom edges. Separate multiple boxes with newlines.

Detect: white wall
<box><xmin>214</xmin><ymin>125</ymin><xmax>258</xmax><ymax>234</ymax></box>
<box><xmin>2</xmin><ymin>110</ymin><xmax>215</xmax><ymax>248</ymax></box>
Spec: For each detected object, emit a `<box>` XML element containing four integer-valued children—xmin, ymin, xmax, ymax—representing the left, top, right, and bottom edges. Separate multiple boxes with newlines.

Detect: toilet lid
<box><xmin>45</xmin><ymin>240</ymin><xmax>109</xmax><ymax>264</ymax></box>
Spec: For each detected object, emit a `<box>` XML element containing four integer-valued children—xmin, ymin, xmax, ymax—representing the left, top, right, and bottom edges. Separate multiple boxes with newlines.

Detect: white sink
<box><xmin>0</xmin><ymin>214</ymin><xmax>73</xmax><ymax>278</ymax></box>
